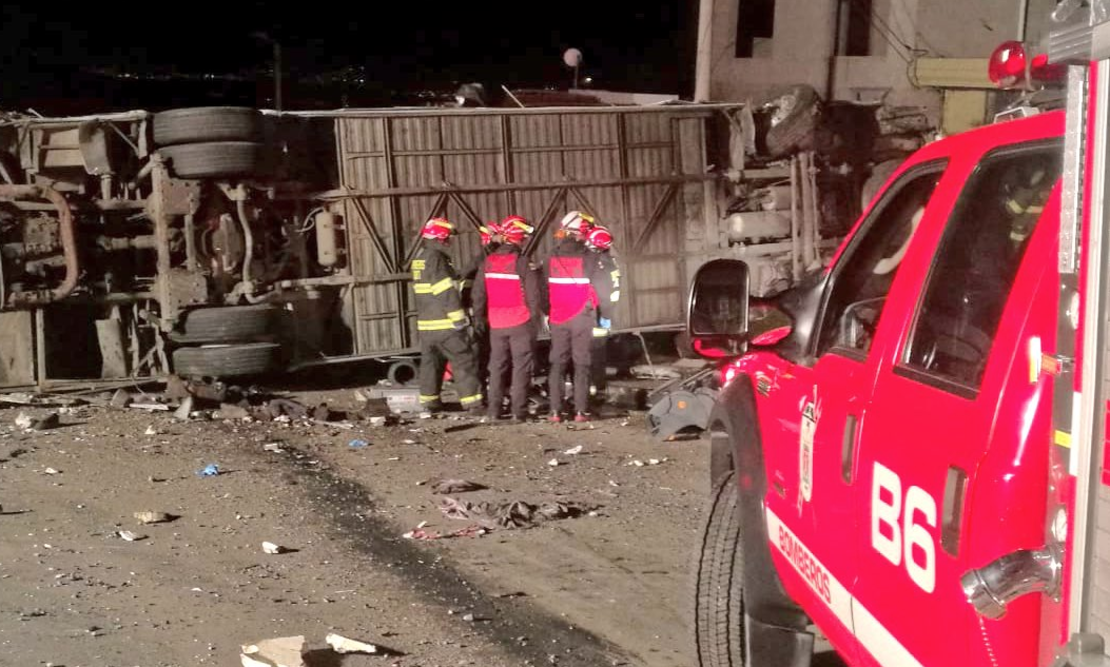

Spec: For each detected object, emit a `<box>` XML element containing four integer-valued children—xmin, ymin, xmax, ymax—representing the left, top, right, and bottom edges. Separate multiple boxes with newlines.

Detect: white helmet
<box><xmin>559</xmin><ymin>210</ymin><xmax>595</xmax><ymax>235</ymax></box>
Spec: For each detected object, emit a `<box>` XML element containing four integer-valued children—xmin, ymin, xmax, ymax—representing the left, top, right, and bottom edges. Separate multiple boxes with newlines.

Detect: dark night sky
<box><xmin>0</xmin><ymin>1</ymin><xmax>696</xmax><ymax>112</ymax></box>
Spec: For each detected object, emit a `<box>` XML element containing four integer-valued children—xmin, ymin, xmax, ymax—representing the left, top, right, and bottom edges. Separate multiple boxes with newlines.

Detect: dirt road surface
<box><xmin>0</xmin><ymin>387</ymin><xmax>711</xmax><ymax>667</ymax></box>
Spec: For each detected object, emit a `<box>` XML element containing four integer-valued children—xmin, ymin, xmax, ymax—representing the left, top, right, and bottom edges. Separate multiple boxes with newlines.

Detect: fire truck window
<box><xmin>816</xmin><ymin>164</ymin><xmax>944</xmax><ymax>359</ymax></box>
<box><xmin>902</xmin><ymin>146</ymin><xmax>1060</xmax><ymax>391</ymax></box>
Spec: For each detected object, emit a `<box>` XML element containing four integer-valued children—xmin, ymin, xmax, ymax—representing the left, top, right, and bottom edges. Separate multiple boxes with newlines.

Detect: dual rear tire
<box><xmin>170</xmin><ymin>305</ymin><xmax>283</xmax><ymax>379</ymax></box>
<box><xmin>152</xmin><ymin>106</ymin><xmax>266</xmax><ymax>179</ymax></box>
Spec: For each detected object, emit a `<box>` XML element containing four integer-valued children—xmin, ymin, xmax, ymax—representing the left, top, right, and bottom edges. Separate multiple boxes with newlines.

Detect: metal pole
<box><xmin>828</xmin><ymin>0</ymin><xmax>844</xmax><ymax>101</ymax></box>
<box><xmin>274</xmin><ymin>41</ymin><xmax>283</xmax><ymax>111</ymax></box>
<box><xmin>1018</xmin><ymin>0</ymin><xmax>1030</xmax><ymax>42</ymax></box>
<box><xmin>694</xmin><ymin>0</ymin><xmax>714</xmax><ymax>101</ymax></box>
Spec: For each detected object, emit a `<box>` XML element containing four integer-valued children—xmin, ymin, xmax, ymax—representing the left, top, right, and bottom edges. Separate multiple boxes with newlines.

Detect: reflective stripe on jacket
<box><xmin>483</xmin><ymin>252</ymin><xmax>531</xmax><ymax>329</ymax></box>
<box><xmin>547</xmin><ymin>238</ymin><xmax>610</xmax><ymax>325</ymax></box>
<box><xmin>412</xmin><ymin>245</ymin><xmax>468</xmax><ymax>331</ymax></box>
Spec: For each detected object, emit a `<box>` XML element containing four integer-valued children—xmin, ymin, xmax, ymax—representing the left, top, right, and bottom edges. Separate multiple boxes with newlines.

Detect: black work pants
<box><xmin>548</xmin><ymin>315</ymin><xmax>594</xmax><ymax>415</ymax></box>
<box><xmin>487</xmin><ymin>323</ymin><xmax>535</xmax><ymax>419</ymax></box>
<box><xmin>419</xmin><ymin>328</ymin><xmax>483</xmax><ymax>408</ymax></box>
<box><xmin>590</xmin><ymin>331</ymin><xmax>609</xmax><ymax>398</ymax></box>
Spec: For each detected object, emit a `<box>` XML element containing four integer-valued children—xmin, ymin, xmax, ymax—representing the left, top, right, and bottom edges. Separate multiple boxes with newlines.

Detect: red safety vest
<box><xmin>548</xmin><ymin>254</ymin><xmax>596</xmax><ymax>325</ymax></box>
<box><xmin>483</xmin><ymin>253</ymin><xmax>531</xmax><ymax>329</ymax></box>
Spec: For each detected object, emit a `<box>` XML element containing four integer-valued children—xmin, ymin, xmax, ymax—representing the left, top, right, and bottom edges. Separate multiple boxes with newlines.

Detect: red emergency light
<box><xmin>989</xmin><ymin>40</ymin><xmax>1066</xmax><ymax>89</ymax></box>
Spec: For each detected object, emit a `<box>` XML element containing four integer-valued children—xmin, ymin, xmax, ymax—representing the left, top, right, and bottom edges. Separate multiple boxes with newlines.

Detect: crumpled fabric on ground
<box><xmin>431</xmin><ymin>479</ymin><xmax>487</xmax><ymax>494</ymax></box>
<box><xmin>439</xmin><ymin>496</ymin><xmax>591</xmax><ymax>530</ymax></box>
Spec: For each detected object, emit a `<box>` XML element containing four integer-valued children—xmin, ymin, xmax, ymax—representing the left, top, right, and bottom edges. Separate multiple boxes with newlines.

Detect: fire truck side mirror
<box><xmin>687</xmin><ymin>259</ymin><xmax>753</xmax><ymax>359</ymax></box>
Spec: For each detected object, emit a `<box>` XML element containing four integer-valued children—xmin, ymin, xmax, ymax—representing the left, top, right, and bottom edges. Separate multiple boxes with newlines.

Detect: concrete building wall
<box><xmin>707</xmin><ymin>0</ymin><xmax>1061</xmax><ymax>115</ymax></box>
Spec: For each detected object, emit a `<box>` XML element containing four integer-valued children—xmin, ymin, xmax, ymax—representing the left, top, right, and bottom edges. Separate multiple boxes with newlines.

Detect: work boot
<box><xmin>574</xmin><ymin>412</ymin><xmax>590</xmax><ymax>423</ymax></box>
<box><xmin>548</xmin><ymin>413</ymin><xmax>563</xmax><ymax>424</ymax></box>
<box><xmin>422</xmin><ymin>399</ymin><xmax>446</xmax><ymax>413</ymax></box>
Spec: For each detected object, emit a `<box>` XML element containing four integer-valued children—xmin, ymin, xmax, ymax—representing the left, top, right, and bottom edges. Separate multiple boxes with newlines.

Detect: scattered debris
<box><xmin>431</xmin><ymin>479</ymin><xmax>487</xmax><ymax>494</ymax></box>
<box><xmin>403</xmin><ymin>525</ymin><xmax>487</xmax><ymax>540</ymax></box>
<box><xmin>348</xmin><ymin>439</ymin><xmax>369</xmax><ymax>449</ymax></box>
<box><xmin>133</xmin><ymin>511</ymin><xmax>172</xmax><ymax>525</ymax></box>
<box><xmin>173</xmin><ymin>396</ymin><xmax>194</xmax><ymax>420</ymax></box>
<box><xmin>631</xmin><ymin>364</ymin><xmax>682</xmax><ymax>380</ymax></box>
<box><xmin>267</xmin><ymin>398</ymin><xmax>308</xmax><ymax>420</ymax></box>
<box><xmin>439</xmin><ymin>497</ymin><xmax>593</xmax><ymax>530</ymax></box>
<box><xmin>196</xmin><ymin>464</ymin><xmax>220</xmax><ymax>477</ymax></box>
<box><xmin>262</xmin><ymin>541</ymin><xmax>286</xmax><ymax>555</ymax></box>
<box><xmin>563</xmin><ymin>445</ymin><xmax>583</xmax><ymax>455</ymax></box>
<box><xmin>463</xmin><ymin>613</ymin><xmax>476</xmax><ymax>622</ymax></box>
<box><xmin>130</xmin><ymin>402</ymin><xmax>170</xmax><ymax>412</ymax></box>
<box><xmin>144</xmin><ymin>425</ymin><xmax>158</xmax><ymax>436</ymax></box>
<box><xmin>240</xmin><ymin>635</ymin><xmax>306</xmax><ymax>667</ymax></box>
<box><xmin>629</xmin><ymin>458</ymin><xmax>668</xmax><ymax>467</ymax></box>
<box><xmin>359</xmin><ymin>385</ymin><xmax>422</xmax><ymax>414</ymax></box>
<box><xmin>263</xmin><ymin>443</ymin><xmax>284</xmax><ymax>453</ymax></box>
<box><xmin>43</xmin><ymin>467</ymin><xmax>60</xmax><ymax>475</ymax></box>
<box><xmin>547</xmin><ymin>459</ymin><xmax>561</xmax><ymax>467</ymax></box>
<box><xmin>218</xmin><ymin>404</ymin><xmax>251</xmax><ymax>420</ymax></box>
<box><xmin>109</xmin><ymin>389</ymin><xmax>133</xmax><ymax>409</ymax></box>
<box><xmin>118</xmin><ymin>530</ymin><xmax>145</xmax><ymax>542</ymax></box>
<box><xmin>325</xmin><ymin>632</ymin><xmax>379</xmax><ymax>655</ymax></box>
<box><xmin>16</xmin><ymin>412</ymin><xmax>59</xmax><ymax>431</ymax></box>
<box><xmin>0</xmin><ymin>392</ymin><xmax>82</xmax><ymax>407</ymax></box>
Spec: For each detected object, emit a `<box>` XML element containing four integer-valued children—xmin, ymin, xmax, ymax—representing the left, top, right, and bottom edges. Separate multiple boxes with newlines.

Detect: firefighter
<box><xmin>544</xmin><ymin>211</ymin><xmax>613</xmax><ymax>423</ymax></box>
<box><xmin>463</xmin><ymin>222</ymin><xmax>502</xmax><ymax>281</ymax></box>
<box><xmin>471</xmin><ymin>215</ymin><xmax>544</xmax><ymax>422</ymax></box>
<box><xmin>411</xmin><ymin>217</ymin><xmax>484</xmax><ymax>414</ymax></box>
<box><xmin>464</xmin><ymin>222</ymin><xmax>502</xmax><ymax>392</ymax></box>
<box><xmin>585</xmin><ymin>224</ymin><xmax>619</xmax><ymax>402</ymax></box>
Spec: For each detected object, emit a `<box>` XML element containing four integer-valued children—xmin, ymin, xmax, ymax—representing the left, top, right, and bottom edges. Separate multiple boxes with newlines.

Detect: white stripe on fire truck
<box><xmin>766</xmin><ymin>507</ymin><xmax>925</xmax><ymax>667</ymax></box>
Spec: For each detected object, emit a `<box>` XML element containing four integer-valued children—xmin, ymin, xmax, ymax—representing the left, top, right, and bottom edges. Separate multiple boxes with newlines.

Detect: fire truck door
<box><xmin>766</xmin><ymin>160</ymin><xmax>950</xmax><ymax>660</ymax></box>
<box><xmin>853</xmin><ymin>142</ymin><xmax>1062</xmax><ymax>667</ymax></box>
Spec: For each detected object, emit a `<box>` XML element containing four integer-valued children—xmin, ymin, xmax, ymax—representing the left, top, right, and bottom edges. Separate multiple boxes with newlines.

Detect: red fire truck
<box><xmin>684</xmin><ymin>4</ymin><xmax>1110</xmax><ymax>666</ymax></box>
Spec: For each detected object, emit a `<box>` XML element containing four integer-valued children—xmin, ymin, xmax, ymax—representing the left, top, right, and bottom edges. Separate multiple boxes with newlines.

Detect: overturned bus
<box><xmin>0</xmin><ymin>98</ymin><xmax>876</xmax><ymax>390</ymax></box>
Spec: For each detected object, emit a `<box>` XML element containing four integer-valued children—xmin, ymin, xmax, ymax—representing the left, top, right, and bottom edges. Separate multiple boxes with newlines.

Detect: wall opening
<box><xmin>735</xmin><ymin>0</ymin><xmax>776</xmax><ymax>58</ymax></box>
<box><xmin>839</xmin><ymin>0</ymin><xmax>874</xmax><ymax>56</ymax></box>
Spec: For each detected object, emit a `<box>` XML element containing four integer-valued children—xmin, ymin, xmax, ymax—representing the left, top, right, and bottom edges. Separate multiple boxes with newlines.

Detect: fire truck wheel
<box><xmin>172</xmin><ymin>342</ymin><xmax>282</xmax><ymax>378</ymax></box>
<box><xmin>152</xmin><ymin>107</ymin><xmax>263</xmax><ymax>147</ymax></box>
<box><xmin>180</xmin><ymin>305</ymin><xmax>277</xmax><ymax>342</ymax></box>
<box><xmin>692</xmin><ymin>470</ymin><xmax>746</xmax><ymax>666</ymax></box>
<box><xmin>159</xmin><ymin>141</ymin><xmax>266</xmax><ymax>179</ymax></box>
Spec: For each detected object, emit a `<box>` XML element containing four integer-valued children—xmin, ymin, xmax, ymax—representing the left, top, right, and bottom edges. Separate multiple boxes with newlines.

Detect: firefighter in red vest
<box><xmin>411</xmin><ymin>217</ymin><xmax>483</xmax><ymax>414</ymax></box>
<box><xmin>585</xmin><ymin>224</ymin><xmax>620</xmax><ymax>401</ymax></box>
<box><xmin>464</xmin><ymin>221</ymin><xmax>502</xmax><ymax>391</ymax></box>
<box><xmin>471</xmin><ymin>216</ymin><xmax>544</xmax><ymax>421</ymax></box>
<box><xmin>544</xmin><ymin>211</ymin><xmax>613</xmax><ymax>423</ymax></box>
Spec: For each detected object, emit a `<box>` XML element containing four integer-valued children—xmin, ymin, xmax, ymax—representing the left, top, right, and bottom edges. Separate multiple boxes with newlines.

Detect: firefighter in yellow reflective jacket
<box><xmin>411</xmin><ymin>217</ymin><xmax>483</xmax><ymax>413</ymax></box>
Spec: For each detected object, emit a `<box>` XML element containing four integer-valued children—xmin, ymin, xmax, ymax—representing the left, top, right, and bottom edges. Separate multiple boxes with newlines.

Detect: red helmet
<box><xmin>559</xmin><ymin>210</ymin><xmax>595</xmax><ymax>237</ymax></box>
<box><xmin>480</xmin><ymin>222</ymin><xmax>501</xmax><ymax>246</ymax></box>
<box><xmin>421</xmin><ymin>217</ymin><xmax>455</xmax><ymax>241</ymax></box>
<box><xmin>500</xmin><ymin>215</ymin><xmax>534</xmax><ymax>245</ymax></box>
<box><xmin>586</xmin><ymin>225</ymin><xmax>613</xmax><ymax>251</ymax></box>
